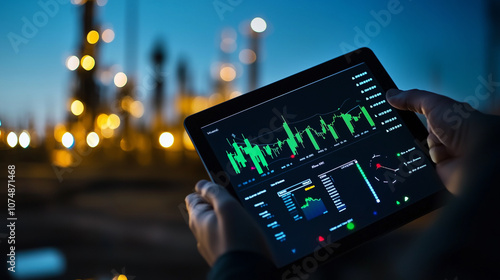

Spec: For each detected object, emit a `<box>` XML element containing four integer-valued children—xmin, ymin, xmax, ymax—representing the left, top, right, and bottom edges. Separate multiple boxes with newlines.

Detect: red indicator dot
<box><xmin>251</xmin><ymin>167</ymin><xmax>255</xmax><ymax>170</ymax></box>
<box><xmin>291</xmin><ymin>155</ymin><xmax>295</xmax><ymax>159</ymax></box>
<box><xmin>318</xmin><ymin>236</ymin><xmax>325</xmax><ymax>242</ymax></box>
<box><xmin>375</xmin><ymin>163</ymin><xmax>382</xmax><ymax>169</ymax></box>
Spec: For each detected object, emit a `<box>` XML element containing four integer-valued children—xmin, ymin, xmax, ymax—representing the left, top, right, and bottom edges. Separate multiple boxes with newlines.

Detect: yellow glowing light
<box><xmin>114</xmin><ymin>72</ymin><xmax>127</xmax><ymax>88</ymax></box>
<box><xmin>130</xmin><ymin>101</ymin><xmax>144</xmax><ymax>118</ymax></box>
<box><xmin>61</xmin><ymin>132</ymin><xmax>74</xmax><ymax>148</ymax></box>
<box><xmin>54</xmin><ymin>124</ymin><xmax>66</xmax><ymax>142</ymax></box>
<box><xmin>102</xmin><ymin>28</ymin><xmax>115</xmax><ymax>43</ymax></box>
<box><xmin>66</xmin><ymin>55</ymin><xmax>79</xmax><ymax>71</ymax></box>
<box><xmin>220</xmin><ymin>65</ymin><xmax>236</xmax><ymax>82</ymax></box>
<box><xmin>183</xmin><ymin>131</ymin><xmax>195</xmax><ymax>151</ymax></box>
<box><xmin>81</xmin><ymin>55</ymin><xmax>95</xmax><ymax>71</ymax></box>
<box><xmin>101</xmin><ymin>127</ymin><xmax>114</xmax><ymax>138</ymax></box>
<box><xmin>159</xmin><ymin>132</ymin><xmax>174</xmax><ymax>148</ymax></box>
<box><xmin>7</xmin><ymin>132</ymin><xmax>17</xmax><ymax>148</ymax></box>
<box><xmin>19</xmin><ymin>131</ymin><xmax>30</xmax><ymax>148</ymax></box>
<box><xmin>52</xmin><ymin>150</ymin><xmax>73</xmax><ymax>167</ymax></box>
<box><xmin>96</xmin><ymin>113</ymin><xmax>108</xmax><ymax>129</ymax></box>
<box><xmin>87</xmin><ymin>30</ymin><xmax>99</xmax><ymax>44</ymax></box>
<box><xmin>117</xmin><ymin>274</ymin><xmax>128</xmax><ymax>280</ymax></box>
<box><xmin>121</xmin><ymin>96</ymin><xmax>134</xmax><ymax>111</ymax></box>
<box><xmin>251</xmin><ymin>17</ymin><xmax>267</xmax><ymax>33</ymax></box>
<box><xmin>209</xmin><ymin>93</ymin><xmax>223</xmax><ymax>106</ymax></box>
<box><xmin>239</xmin><ymin>49</ymin><xmax>256</xmax><ymax>64</ymax></box>
<box><xmin>86</xmin><ymin>132</ymin><xmax>99</xmax><ymax>148</ymax></box>
<box><xmin>191</xmin><ymin>96</ymin><xmax>208</xmax><ymax>113</ymax></box>
<box><xmin>107</xmin><ymin>114</ymin><xmax>120</xmax><ymax>129</ymax></box>
<box><xmin>120</xmin><ymin>138</ymin><xmax>133</xmax><ymax>151</ymax></box>
<box><xmin>230</xmin><ymin>91</ymin><xmax>242</xmax><ymax>99</ymax></box>
<box><xmin>70</xmin><ymin>100</ymin><xmax>84</xmax><ymax>116</ymax></box>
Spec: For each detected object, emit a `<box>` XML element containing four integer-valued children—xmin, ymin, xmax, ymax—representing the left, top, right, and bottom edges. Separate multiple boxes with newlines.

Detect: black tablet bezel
<box><xmin>184</xmin><ymin>47</ymin><xmax>450</xmax><ymax>271</ymax></box>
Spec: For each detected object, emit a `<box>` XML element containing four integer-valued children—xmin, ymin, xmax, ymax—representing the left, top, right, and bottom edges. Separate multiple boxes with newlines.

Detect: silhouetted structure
<box><xmin>151</xmin><ymin>42</ymin><xmax>166</xmax><ymax>134</ymax></box>
<box><xmin>73</xmin><ymin>0</ymin><xmax>100</xmax><ymax>130</ymax></box>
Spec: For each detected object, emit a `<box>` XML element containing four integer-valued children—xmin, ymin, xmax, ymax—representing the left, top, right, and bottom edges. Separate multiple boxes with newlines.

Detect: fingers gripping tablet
<box><xmin>184</xmin><ymin>48</ymin><xmax>449</xmax><ymax>269</ymax></box>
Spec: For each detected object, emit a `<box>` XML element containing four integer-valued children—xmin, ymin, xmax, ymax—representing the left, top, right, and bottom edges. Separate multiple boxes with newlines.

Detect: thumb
<box><xmin>386</xmin><ymin>89</ymin><xmax>457</xmax><ymax>118</ymax></box>
<box><xmin>386</xmin><ymin>88</ymin><xmax>476</xmax><ymax>152</ymax></box>
<box><xmin>195</xmin><ymin>180</ymin><xmax>238</xmax><ymax>214</ymax></box>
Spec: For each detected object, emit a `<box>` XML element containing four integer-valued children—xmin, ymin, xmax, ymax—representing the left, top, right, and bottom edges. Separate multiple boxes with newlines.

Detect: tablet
<box><xmin>184</xmin><ymin>48</ymin><xmax>449</xmax><ymax>270</ymax></box>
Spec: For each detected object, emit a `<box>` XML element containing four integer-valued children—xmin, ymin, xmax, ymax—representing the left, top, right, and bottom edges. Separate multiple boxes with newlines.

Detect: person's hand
<box><xmin>185</xmin><ymin>180</ymin><xmax>271</xmax><ymax>266</ymax></box>
<box><xmin>386</xmin><ymin>89</ymin><xmax>500</xmax><ymax>194</ymax></box>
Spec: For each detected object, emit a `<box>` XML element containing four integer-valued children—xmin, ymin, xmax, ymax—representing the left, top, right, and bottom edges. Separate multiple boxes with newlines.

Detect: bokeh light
<box><xmin>239</xmin><ymin>49</ymin><xmax>256</xmax><ymax>64</ymax></box>
<box><xmin>159</xmin><ymin>132</ymin><xmax>174</xmax><ymax>148</ymax></box>
<box><xmin>183</xmin><ymin>131</ymin><xmax>195</xmax><ymax>151</ymax></box>
<box><xmin>102</xmin><ymin>28</ymin><xmax>115</xmax><ymax>43</ymax></box>
<box><xmin>70</xmin><ymin>100</ymin><xmax>84</xmax><ymax>116</ymax></box>
<box><xmin>19</xmin><ymin>131</ymin><xmax>30</xmax><ymax>148</ymax></box>
<box><xmin>52</xmin><ymin>150</ymin><xmax>73</xmax><ymax>167</ymax></box>
<box><xmin>87</xmin><ymin>30</ymin><xmax>99</xmax><ymax>44</ymax></box>
<box><xmin>121</xmin><ymin>96</ymin><xmax>134</xmax><ymax>111</ymax></box>
<box><xmin>66</xmin><ymin>55</ymin><xmax>79</xmax><ymax>71</ymax></box>
<box><xmin>120</xmin><ymin>138</ymin><xmax>133</xmax><ymax>151</ymax></box>
<box><xmin>96</xmin><ymin>114</ymin><xmax>108</xmax><ymax>129</ymax></box>
<box><xmin>130</xmin><ymin>101</ymin><xmax>144</xmax><ymax>118</ymax></box>
<box><xmin>81</xmin><ymin>55</ymin><xmax>95</xmax><ymax>71</ymax></box>
<box><xmin>220</xmin><ymin>64</ymin><xmax>236</xmax><ymax>82</ymax></box>
<box><xmin>96</xmin><ymin>0</ymin><xmax>108</xmax><ymax>6</ymax></box>
<box><xmin>230</xmin><ymin>90</ymin><xmax>242</xmax><ymax>99</ymax></box>
<box><xmin>107</xmin><ymin>114</ymin><xmax>120</xmax><ymax>129</ymax></box>
<box><xmin>61</xmin><ymin>132</ymin><xmax>74</xmax><ymax>148</ymax></box>
<box><xmin>7</xmin><ymin>132</ymin><xmax>17</xmax><ymax>148</ymax></box>
<box><xmin>114</xmin><ymin>72</ymin><xmax>127</xmax><ymax>87</ymax></box>
<box><xmin>54</xmin><ymin>124</ymin><xmax>66</xmax><ymax>142</ymax></box>
<box><xmin>250</xmin><ymin>17</ymin><xmax>267</xmax><ymax>33</ymax></box>
<box><xmin>112</xmin><ymin>274</ymin><xmax>128</xmax><ymax>280</ymax></box>
<box><xmin>209</xmin><ymin>93</ymin><xmax>223</xmax><ymax>106</ymax></box>
<box><xmin>86</xmin><ymin>132</ymin><xmax>99</xmax><ymax>148</ymax></box>
<box><xmin>191</xmin><ymin>96</ymin><xmax>209</xmax><ymax>113</ymax></box>
<box><xmin>220</xmin><ymin>38</ymin><xmax>236</xmax><ymax>53</ymax></box>
<box><xmin>101</xmin><ymin>127</ymin><xmax>114</xmax><ymax>138</ymax></box>
<box><xmin>71</xmin><ymin>0</ymin><xmax>86</xmax><ymax>5</ymax></box>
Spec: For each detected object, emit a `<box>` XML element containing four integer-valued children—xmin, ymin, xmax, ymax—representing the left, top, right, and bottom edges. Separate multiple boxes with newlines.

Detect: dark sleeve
<box><xmin>208</xmin><ymin>251</ymin><xmax>278</xmax><ymax>280</ymax></box>
<box><xmin>396</xmin><ymin>135</ymin><xmax>500</xmax><ymax>280</ymax></box>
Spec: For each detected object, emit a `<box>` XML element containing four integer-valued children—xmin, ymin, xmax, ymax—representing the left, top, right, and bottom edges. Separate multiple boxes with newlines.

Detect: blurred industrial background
<box><xmin>0</xmin><ymin>0</ymin><xmax>499</xmax><ymax>279</ymax></box>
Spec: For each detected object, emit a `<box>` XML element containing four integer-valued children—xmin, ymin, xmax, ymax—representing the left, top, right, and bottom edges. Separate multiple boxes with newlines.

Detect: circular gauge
<box><xmin>369</xmin><ymin>154</ymin><xmax>400</xmax><ymax>185</ymax></box>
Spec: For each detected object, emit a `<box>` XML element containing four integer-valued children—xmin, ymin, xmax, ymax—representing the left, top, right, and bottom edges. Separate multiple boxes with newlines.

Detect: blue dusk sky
<box><xmin>0</xmin><ymin>0</ymin><xmax>489</xmax><ymax>135</ymax></box>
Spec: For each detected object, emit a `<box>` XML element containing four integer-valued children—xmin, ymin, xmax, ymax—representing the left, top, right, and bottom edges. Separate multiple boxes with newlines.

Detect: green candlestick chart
<box><xmin>226</xmin><ymin>105</ymin><xmax>375</xmax><ymax>175</ymax></box>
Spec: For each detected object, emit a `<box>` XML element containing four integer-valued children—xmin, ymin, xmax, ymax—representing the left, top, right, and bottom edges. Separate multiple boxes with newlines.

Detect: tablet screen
<box><xmin>197</xmin><ymin>61</ymin><xmax>443</xmax><ymax>267</ymax></box>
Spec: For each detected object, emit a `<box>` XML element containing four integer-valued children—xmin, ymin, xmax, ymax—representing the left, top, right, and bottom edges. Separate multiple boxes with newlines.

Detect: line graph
<box><xmin>226</xmin><ymin>105</ymin><xmax>376</xmax><ymax>175</ymax></box>
<box><xmin>301</xmin><ymin>197</ymin><xmax>328</xmax><ymax>220</ymax></box>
